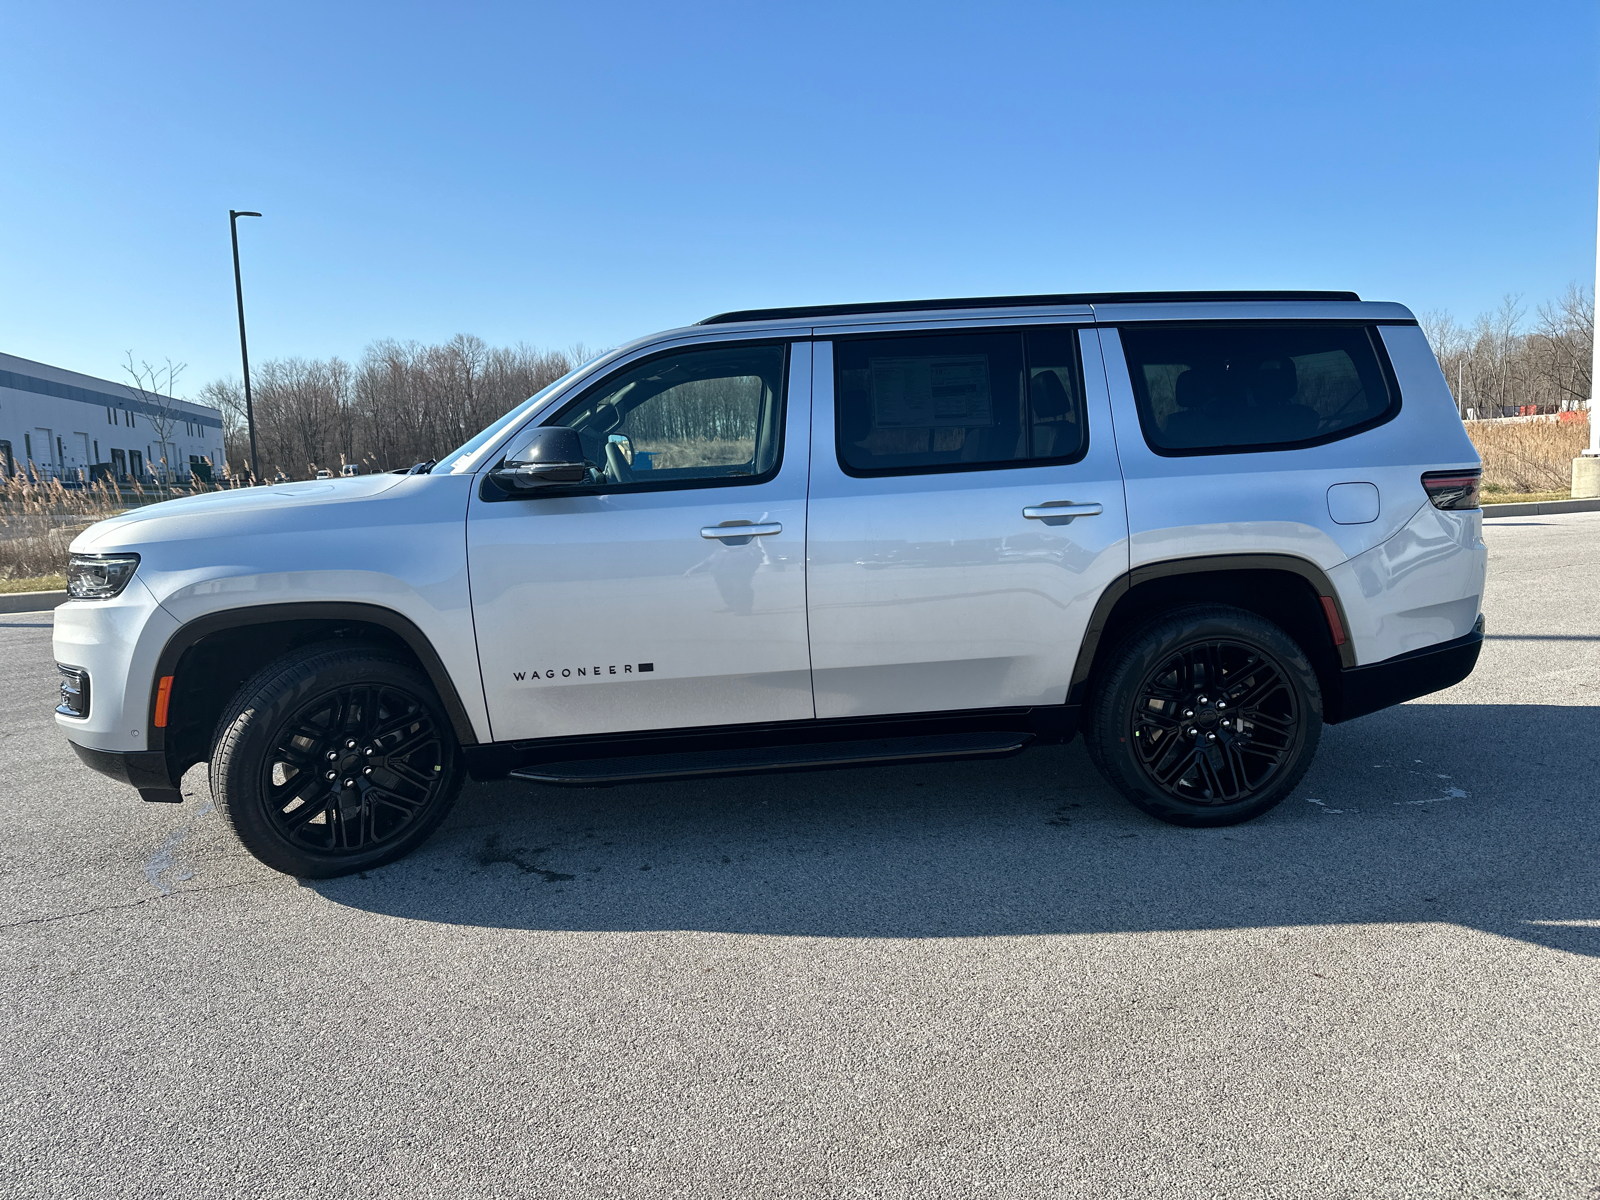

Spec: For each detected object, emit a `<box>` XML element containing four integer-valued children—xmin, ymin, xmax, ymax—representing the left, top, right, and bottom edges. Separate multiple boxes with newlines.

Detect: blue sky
<box><xmin>2</xmin><ymin>1</ymin><xmax>1597</xmax><ymax>389</ymax></box>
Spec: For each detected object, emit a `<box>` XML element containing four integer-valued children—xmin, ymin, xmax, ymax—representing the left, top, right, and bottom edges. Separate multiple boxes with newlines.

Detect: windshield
<box><xmin>434</xmin><ymin>356</ymin><xmax>607</xmax><ymax>475</ymax></box>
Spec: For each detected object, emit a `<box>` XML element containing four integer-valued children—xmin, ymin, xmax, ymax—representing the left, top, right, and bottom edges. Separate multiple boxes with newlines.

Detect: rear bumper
<box><xmin>1328</xmin><ymin>618</ymin><xmax>1483</xmax><ymax>724</ymax></box>
<box><xmin>67</xmin><ymin>740</ymin><xmax>183</xmax><ymax>803</ymax></box>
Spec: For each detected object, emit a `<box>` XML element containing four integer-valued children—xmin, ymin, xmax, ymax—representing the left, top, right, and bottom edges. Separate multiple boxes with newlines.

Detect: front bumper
<box><xmin>67</xmin><ymin>740</ymin><xmax>183</xmax><ymax>803</ymax></box>
<box><xmin>1328</xmin><ymin>617</ymin><xmax>1484</xmax><ymax>724</ymax></box>
<box><xmin>53</xmin><ymin>579</ymin><xmax>180</xmax><ymax>753</ymax></box>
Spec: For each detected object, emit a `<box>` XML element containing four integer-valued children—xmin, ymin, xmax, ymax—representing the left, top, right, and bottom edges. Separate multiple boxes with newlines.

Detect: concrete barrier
<box><xmin>1482</xmin><ymin>497</ymin><xmax>1600</xmax><ymax>518</ymax></box>
<box><xmin>0</xmin><ymin>591</ymin><xmax>67</xmax><ymax>615</ymax></box>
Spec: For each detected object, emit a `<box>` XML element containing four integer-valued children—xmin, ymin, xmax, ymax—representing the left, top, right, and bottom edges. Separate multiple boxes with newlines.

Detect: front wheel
<box><xmin>1084</xmin><ymin>605</ymin><xmax>1322</xmax><ymax>827</ymax></box>
<box><xmin>209</xmin><ymin>645</ymin><xmax>465</xmax><ymax>877</ymax></box>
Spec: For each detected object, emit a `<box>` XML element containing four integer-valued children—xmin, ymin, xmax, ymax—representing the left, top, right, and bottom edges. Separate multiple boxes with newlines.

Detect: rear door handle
<box><xmin>1022</xmin><ymin>502</ymin><xmax>1103</xmax><ymax>521</ymax></box>
<box><xmin>701</xmin><ymin>522</ymin><xmax>783</xmax><ymax>539</ymax></box>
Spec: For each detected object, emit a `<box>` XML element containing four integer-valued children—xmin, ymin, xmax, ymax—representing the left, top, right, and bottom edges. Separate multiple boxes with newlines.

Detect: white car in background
<box><xmin>53</xmin><ymin>290</ymin><xmax>1486</xmax><ymax>877</ymax></box>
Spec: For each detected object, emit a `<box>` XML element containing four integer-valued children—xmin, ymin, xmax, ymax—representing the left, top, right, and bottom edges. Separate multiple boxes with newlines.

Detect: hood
<box><xmin>71</xmin><ymin>474</ymin><xmax>410</xmax><ymax>553</ymax></box>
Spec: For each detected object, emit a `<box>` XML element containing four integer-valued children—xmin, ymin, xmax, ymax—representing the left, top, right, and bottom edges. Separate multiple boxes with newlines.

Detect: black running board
<box><xmin>509</xmin><ymin>731</ymin><xmax>1034</xmax><ymax>787</ymax></box>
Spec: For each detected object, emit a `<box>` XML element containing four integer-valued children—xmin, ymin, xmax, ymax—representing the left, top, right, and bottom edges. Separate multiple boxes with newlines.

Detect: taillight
<box><xmin>1422</xmin><ymin>469</ymin><xmax>1480</xmax><ymax>511</ymax></box>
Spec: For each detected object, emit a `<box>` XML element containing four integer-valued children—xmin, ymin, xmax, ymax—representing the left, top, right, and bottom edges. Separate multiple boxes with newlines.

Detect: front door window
<box><xmin>541</xmin><ymin>342</ymin><xmax>786</xmax><ymax>491</ymax></box>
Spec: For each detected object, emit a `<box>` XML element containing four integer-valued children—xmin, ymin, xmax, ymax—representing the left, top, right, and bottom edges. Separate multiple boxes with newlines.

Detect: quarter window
<box><xmin>1119</xmin><ymin>324</ymin><xmax>1397</xmax><ymax>455</ymax></box>
<box><xmin>834</xmin><ymin>327</ymin><xmax>1087</xmax><ymax>475</ymax></box>
<box><xmin>546</xmin><ymin>342</ymin><xmax>787</xmax><ymax>491</ymax></box>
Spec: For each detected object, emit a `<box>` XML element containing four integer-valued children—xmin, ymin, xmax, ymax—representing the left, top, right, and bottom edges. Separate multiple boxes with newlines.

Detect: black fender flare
<box><xmin>147</xmin><ymin>601</ymin><xmax>481</xmax><ymax>753</ymax></box>
<box><xmin>1067</xmin><ymin>553</ymin><xmax>1357</xmax><ymax>703</ymax></box>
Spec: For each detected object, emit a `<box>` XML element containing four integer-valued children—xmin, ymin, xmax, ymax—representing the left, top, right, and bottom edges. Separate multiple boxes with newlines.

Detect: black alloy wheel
<box><xmin>211</xmin><ymin>646</ymin><xmax>465</xmax><ymax>877</ymax></box>
<box><xmin>1085</xmin><ymin>605</ymin><xmax>1322</xmax><ymax>827</ymax></box>
<box><xmin>1130</xmin><ymin>638</ymin><xmax>1298</xmax><ymax>804</ymax></box>
<box><xmin>264</xmin><ymin>682</ymin><xmax>446</xmax><ymax>855</ymax></box>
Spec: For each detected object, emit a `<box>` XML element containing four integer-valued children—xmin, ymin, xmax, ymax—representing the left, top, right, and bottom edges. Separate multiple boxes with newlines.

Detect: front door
<box><xmin>469</xmin><ymin>339</ymin><xmax>814</xmax><ymax>742</ymax></box>
<box><xmin>805</xmin><ymin>325</ymin><xmax>1130</xmax><ymax>718</ymax></box>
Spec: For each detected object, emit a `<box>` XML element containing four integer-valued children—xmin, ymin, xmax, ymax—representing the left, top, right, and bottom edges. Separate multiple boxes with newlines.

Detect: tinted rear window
<box><xmin>1119</xmin><ymin>324</ymin><xmax>1396</xmax><ymax>455</ymax></box>
<box><xmin>835</xmin><ymin>327</ymin><xmax>1086</xmax><ymax>475</ymax></box>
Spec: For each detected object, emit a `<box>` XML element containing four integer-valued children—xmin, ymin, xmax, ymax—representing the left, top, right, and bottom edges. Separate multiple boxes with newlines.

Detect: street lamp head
<box><xmin>230</xmin><ymin>210</ymin><xmax>262</xmax><ymax>219</ymax></box>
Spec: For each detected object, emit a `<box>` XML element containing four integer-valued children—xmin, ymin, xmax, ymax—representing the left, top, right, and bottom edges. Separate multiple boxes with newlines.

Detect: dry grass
<box><xmin>0</xmin><ymin>574</ymin><xmax>66</xmax><ymax>594</ymax></box>
<box><xmin>0</xmin><ymin>474</ymin><xmax>234</xmax><ymax>581</ymax></box>
<box><xmin>0</xmin><ymin>476</ymin><xmax>125</xmax><ymax>580</ymax></box>
<box><xmin>1465</xmin><ymin>417</ymin><xmax>1588</xmax><ymax>495</ymax></box>
<box><xmin>630</xmin><ymin>437</ymin><xmax>757</xmax><ymax>471</ymax></box>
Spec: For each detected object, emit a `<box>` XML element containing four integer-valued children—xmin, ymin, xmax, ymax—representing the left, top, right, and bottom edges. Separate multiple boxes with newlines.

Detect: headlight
<box><xmin>67</xmin><ymin>553</ymin><xmax>141</xmax><ymax>600</ymax></box>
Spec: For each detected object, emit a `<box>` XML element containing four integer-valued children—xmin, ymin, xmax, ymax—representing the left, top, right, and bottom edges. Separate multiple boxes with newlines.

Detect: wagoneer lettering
<box><xmin>53</xmin><ymin>290</ymin><xmax>1485</xmax><ymax>877</ymax></box>
<box><xmin>512</xmin><ymin>663</ymin><xmax>648</xmax><ymax>681</ymax></box>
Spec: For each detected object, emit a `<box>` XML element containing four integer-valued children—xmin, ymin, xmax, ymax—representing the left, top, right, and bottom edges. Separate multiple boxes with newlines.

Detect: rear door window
<box><xmin>834</xmin><ymin>327</ymin><xmax>1087</xmax><ymax>475</ymax></box>
<box><xmin>1118</xmin><ymin>324</ymin><xmax>1397</xmax><ymax>455</ymax></box>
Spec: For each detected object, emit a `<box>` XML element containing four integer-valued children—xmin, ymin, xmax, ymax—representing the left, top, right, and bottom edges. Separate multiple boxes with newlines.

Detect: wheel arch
<box><xmin>149</xmin><ymin>602</ymin><xmax>480</xmax><ymax>779</ymax></box>
<box><xmin>1069</xmin><ymin>555</ymin><xmax>1358</xmax><ymax>722</ymax></box>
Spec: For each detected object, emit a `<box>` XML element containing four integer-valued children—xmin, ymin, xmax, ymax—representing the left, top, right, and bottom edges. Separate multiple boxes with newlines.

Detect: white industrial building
<box><xmin>0</xmin><ymin>351</ymin><xmax>226</xmax><ymax>484</ymax></box>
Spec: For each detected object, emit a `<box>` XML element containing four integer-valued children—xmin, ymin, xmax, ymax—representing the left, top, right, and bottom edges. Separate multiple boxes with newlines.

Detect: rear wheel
<box><xmin>209</xmin><ymin>645</ymin><xmax>465</xmax><ymax>877</ymax></box>
<box><xmin>1085</xmin><ymin>605</ymin><xmax>1322</xmax><ymax>827</ymax></box>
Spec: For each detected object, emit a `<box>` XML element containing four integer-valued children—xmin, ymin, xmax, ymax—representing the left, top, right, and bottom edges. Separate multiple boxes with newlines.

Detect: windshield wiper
<box><xmin>406</xmin><ymin>460</ymin><xmax>436</xmax><ymax>475</ymax></box>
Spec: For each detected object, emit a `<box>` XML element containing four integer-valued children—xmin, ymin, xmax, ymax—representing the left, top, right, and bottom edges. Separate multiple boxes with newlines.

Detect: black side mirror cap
<box><xmin>488</xmin><ymin>426</ymin><xmax>588</xmax><ymax>491</ymax></box>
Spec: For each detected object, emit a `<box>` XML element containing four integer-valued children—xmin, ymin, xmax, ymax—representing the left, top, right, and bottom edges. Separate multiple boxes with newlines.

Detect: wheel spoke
<box><xmin>1232</xmin><ymin>673</ymin><xmax>1289</xmax><ymax>713</ymax></box>
<box><xmin>367</xmin><ymin>782</ymin><xmax>424</xmax><ymax>814</ymax></box>
<box><xmin>381</xmin><ymin>726</ymin><xmax>440</xmax><ymax>761</ymax></box>
<box><xmin>1149</xmin><ymin>738</ymin><xmax>1196</xmax><ymax>786</ymax></box>
<box><xmin>383</xmin><ymin>758</ymin><xmax>438</xmax><ymax>790</ymax></box>
<box><xmin>282</xmin><ymin>790</ymin><xmax>336</xmax><ymax>833</ymax></box>
<box><xmin>372</xmin><ymin>700</ymin><xmax>425</xmax><ymax>740</ymax></box>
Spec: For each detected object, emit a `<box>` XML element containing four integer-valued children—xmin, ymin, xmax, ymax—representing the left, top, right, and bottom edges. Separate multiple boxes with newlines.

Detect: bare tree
<box><xmin>122</xmin><ymin>353</ymin><xmax>188</xmax><ymax>492</ymax></box>
<box><xmin>208</xmin><ymin>335</ymin><xmax>589</xmax><ymax>481</ymax></box>
<box><xmin>197</xmin><ymin>377</ymin><xmax>248</xmax><ymax>479</ymax></box>
<box><xmin>1529</xmin><ymin>283</ymin><xmax>1593</xmax><ymax>410</ymax></box>
<box><xmin>1422</xmin><ymin>287</ymin><xmax>1591</xmax><ymax>420</ymax></box>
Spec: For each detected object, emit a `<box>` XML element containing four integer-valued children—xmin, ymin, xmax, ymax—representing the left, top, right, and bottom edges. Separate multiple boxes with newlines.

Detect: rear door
<box><xmin>805</xmin><ymin>324</ymin><xmax>1129</xmax><ymax>718</ymax></box>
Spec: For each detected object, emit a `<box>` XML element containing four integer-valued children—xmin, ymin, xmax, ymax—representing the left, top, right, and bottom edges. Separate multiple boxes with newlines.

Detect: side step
<box><xmin>509</xmin><ymin>731</ymin><xmax>1034</xmax><ymax>787</ymax></box>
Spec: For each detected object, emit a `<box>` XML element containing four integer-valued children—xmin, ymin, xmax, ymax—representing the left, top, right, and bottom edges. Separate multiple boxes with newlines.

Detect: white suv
<box><xmin>54</xmin><ymin>291</ymin><xmax>1486</xmax><ymax>877</ymax></box>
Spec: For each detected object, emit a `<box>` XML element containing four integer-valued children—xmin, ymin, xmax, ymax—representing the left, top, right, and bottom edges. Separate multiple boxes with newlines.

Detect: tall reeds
<box><xmin>1465</xmin><ymin>416</ymin><xmax>1590</xmax><ymax>495</ymax></box>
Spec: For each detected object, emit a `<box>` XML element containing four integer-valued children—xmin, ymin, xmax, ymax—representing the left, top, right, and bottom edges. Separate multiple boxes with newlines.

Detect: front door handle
<box><xmin>701</xmin><ymin>522</ymin><xmax>783</xmax><ymax>539</ymax></box>
<box><xmin>1022</xmin><ymin>502</ymin><xmax>1103</xmax><ymax>522</ymax></box>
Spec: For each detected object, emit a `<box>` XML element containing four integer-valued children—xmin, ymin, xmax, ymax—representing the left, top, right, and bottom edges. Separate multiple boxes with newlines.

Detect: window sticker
<box><xmin>869</xmin><ymin>355</ymin><xmax>993</xmax><ymax>428</ymax></box>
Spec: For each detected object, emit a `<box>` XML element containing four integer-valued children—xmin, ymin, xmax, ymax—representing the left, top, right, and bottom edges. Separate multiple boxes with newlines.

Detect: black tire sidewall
<box><xmin>210</xmin><ymin>648</ymin><xmax>464</xmax><ymax>877</ymax></box>
<box><xmin>1089</xmin><ymin>606</ymin><xmax>1322</xmax><ymax>828</ymax></box>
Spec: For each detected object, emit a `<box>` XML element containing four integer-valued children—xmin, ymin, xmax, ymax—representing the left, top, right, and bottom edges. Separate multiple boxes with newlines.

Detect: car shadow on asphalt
<box><xmin>306</xmin><ymin>703</ymin><xmax>1600</xmax><ymax>956</ymax></box>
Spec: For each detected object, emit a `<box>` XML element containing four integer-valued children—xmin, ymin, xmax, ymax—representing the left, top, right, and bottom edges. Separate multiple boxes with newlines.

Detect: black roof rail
<box><xmin>698</xmin><ymin>290</ymin><xmax>1363</xmax><ymax>325</ymax></box>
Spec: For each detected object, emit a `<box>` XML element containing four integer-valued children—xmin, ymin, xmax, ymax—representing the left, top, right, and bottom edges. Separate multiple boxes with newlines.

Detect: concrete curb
<box><xmin>1482</xmin><ymin>498</ymin><xmax>1600</xmax><ymax>518</ymax></box>
<box><xmin>0</xmin><ymin>591</ymin><xmax>67</xmax><ymax>615</ymax></box>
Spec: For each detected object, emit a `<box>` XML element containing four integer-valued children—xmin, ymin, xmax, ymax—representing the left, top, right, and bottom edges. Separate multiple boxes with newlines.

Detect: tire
<box><xmin>1084</xmin><ymin>605</ymin><xmax>1322</xmax><ymax>827</ymax></box>
<box><xmin>209</xmin><ymin>644</ymin><xmax>465</xmax><ymax>877</ymax></box>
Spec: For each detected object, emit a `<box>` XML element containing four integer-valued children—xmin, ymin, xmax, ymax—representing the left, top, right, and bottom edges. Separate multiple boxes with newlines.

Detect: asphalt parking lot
<box><xmin>2</xmin><ymin>513</ymin><xmax>1597</xmax><ymax>1199</ymax></box>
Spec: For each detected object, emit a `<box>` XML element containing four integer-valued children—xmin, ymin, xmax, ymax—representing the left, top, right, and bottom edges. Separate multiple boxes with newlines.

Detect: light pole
<box><xmin>1577</xmin><ymin>146</ymin><xmax>1600</xmax><ymax>498</ymax></box>
<box><xmin>229</xmin><ymin>210</ymin><xmax>262</xmax><ymax>484</ymax></box>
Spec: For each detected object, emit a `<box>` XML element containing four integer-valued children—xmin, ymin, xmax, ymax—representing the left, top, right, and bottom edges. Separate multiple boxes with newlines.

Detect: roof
<box><xmin>698</xmin><ymin>290</ymin><xmax>1363</xmax><ymax>326</ymax></box>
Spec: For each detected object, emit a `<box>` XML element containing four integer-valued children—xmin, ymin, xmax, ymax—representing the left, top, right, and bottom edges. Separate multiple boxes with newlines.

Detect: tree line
<box><xmin>198</xmin><ymin>335</ymin><xmax>590</xmax><ymax>479</ymax></box>
<box><xmin>1420</xmin><ymin>285</ymin><xmax>1592</xmax><ymax>418</ymax></box>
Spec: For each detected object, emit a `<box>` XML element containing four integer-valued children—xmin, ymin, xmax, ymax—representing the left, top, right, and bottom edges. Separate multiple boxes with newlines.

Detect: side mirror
<box><xmin>489</xmin><ymin>426</ymin><xmax>588</xmax><ymax>491</ymax></box>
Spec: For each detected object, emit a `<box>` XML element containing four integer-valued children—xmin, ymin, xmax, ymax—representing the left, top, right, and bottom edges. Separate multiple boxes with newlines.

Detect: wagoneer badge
<box><xmin>514</xmin><ymin>663</ymin><xmax>654</xmax><ymax>681</ymax></box>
